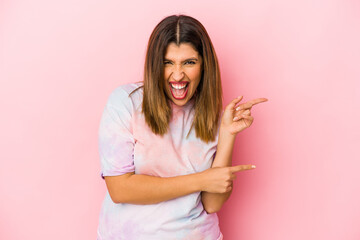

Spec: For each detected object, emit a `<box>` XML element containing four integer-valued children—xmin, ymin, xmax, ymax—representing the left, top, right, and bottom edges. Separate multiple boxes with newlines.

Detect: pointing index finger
<box><xmin>229</xmin><ymin>164</ymin><xmax>256</xmax><ymax>173</ymax></box>
<box><xmin>251</xmin><ymin>98</ymin><xmax>268</xmax><ymax>105</ymax></box>
<box><xmin>236</xmin><ymin>98</ymin><xmax>268</xmax><ymax>111</ymax></box>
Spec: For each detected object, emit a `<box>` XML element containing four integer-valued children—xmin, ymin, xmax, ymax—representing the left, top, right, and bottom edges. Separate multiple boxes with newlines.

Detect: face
<box><xmin>163</xmin><ymin>42</ymin><xmax>203</xmax><ymax>107</ymax></box>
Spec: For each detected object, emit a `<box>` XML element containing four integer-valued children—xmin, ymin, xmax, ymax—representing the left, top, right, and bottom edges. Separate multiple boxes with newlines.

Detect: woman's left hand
<box><xmin>220</xmin><ymin>96</ymin><xmax>268</xmax><ymax>136</ymax></box>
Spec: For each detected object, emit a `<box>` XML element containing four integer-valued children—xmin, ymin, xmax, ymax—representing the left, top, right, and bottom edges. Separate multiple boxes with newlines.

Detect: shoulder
<box><xmin>108</xmin><ymin>81</ymin><xmax>143</xmax><ymax>102</ymax></box>
<box><xmin>106</xmin><ymin>81</ymin><xmax>144</xmax><ymax>110</ymax></box>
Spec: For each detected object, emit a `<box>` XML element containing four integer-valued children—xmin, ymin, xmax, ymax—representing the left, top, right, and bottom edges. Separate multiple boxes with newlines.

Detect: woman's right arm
<box><xmin>104</xmin><ymin>172</ymin><xmax>204</xmax><ymax>204</ymax></box>
<box><xmin>105</xmin><ymin>164</ymin><xmax>251</xmax><ymax>205</ymax></box>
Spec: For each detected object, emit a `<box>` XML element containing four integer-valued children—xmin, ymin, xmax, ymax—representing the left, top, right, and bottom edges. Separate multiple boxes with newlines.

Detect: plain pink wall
<box><xmin>1</xmin><ymin>0</ymin><xmax>359</xmax><ymax>239</ymax></box>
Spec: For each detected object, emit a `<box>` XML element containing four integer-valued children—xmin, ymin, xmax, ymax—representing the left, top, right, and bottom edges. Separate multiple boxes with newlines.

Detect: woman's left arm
<box><xmin>201</xmin><ymin>129</ymin><xmax>236</xmax><ymax>214</ymax></box>
<box><xmin>201</xmin><ymin>95</ymin><xmax>268</xmax><ymax>214</ymax></box>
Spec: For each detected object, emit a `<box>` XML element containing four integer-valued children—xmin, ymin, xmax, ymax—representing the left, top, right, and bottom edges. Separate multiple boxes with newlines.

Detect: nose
<box><xmin>171</xmin><ymin>65</ymin><xmax>185</xmax><ymax>81</ymax></box>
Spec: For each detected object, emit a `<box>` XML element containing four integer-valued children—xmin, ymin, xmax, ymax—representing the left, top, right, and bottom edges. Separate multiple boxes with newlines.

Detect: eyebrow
<box><xmin>164</xmin><ymin>58</ymin><xmax>199</xmax><ymax>62</ymax></box>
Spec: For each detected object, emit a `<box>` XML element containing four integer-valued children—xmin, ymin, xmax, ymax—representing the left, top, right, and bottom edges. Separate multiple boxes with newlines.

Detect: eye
<box><xmin>185</xmin><ymin>61</ymin><xmax>196</xmax><ymax>65</ymax></box>
<box><xmin>163</xmin><ymin>61</ymin><xmax>172</xmax><ymax>65</ymax></box>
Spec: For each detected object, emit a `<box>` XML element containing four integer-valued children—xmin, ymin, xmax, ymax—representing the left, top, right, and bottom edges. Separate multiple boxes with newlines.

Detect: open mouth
<box><xmin>169</xmin><ymin>82</ymin><xmax>189</xmax><ymax>100</ymax></box>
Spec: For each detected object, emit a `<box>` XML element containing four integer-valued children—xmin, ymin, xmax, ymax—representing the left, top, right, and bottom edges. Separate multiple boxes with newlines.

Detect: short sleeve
<box><xmin>98</xmin><ymin>87</ymin><xmax>136</xmax><ymax>180</ymax></box>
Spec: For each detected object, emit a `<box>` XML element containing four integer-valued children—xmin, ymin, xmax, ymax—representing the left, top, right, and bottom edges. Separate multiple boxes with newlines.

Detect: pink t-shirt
<box><xmin>97</xmin><ymin>82</ymin><xmax>223</xmax><ymax>240</ymax></box>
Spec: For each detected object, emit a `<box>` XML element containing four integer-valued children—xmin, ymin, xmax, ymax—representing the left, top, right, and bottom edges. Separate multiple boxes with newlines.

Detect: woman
<box><xmin>97</xmin><ymin>14</ymin><xmax>268</xmax><ymax>240</ymax></box>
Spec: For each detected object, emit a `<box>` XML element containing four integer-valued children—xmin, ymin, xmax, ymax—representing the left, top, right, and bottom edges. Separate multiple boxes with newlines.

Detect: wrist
<box><xmin>219</xmin><ymin>127</ymin><xmax>236</xmax><ymax>143</ymax></box>
<box><xmin>193</xmin><ymin>171</ymin><xmax>205</xmax><ymax>192</ymax></box>
<box><xmin>219</xmin><ymin>122</ymin><xmax>237</xmax><ymax>137</ymax></box>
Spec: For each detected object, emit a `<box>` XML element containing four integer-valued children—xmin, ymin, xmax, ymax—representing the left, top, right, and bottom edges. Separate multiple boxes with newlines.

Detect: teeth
<box><xmin>171</xmin><ymin>83</ymin><xmax>188</xmax><ymax>89</ymax></box>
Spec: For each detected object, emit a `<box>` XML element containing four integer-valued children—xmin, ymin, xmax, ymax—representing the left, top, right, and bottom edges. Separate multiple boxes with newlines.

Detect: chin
<box><xmin>172</xmin><ymin>99</ymin><xmax>187</xmax><ymax>106</ymax></box>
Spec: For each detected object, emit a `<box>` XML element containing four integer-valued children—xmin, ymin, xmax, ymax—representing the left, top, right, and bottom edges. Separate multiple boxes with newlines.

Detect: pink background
<box><xmin>1</xmin><ymin>0</ymin><xmax>359</xmax><ymax>239</ymax></box>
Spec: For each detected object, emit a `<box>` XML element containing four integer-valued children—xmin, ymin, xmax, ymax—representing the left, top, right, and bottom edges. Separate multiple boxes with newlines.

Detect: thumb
<box><xmin>225</xmin><ymin>96</ymin><xmax>243</xmax><ymax>111</ymax></box>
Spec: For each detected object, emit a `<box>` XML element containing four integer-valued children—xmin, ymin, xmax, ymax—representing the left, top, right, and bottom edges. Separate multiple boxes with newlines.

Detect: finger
<box><xmin>233</xmin><ymin>113</ymin><xmax>253</xmax><ymax>121</ymax></box>
<box><xmin>229</xmin><ymin>164</ymin><xmax>256</xmax><ymax>173</ymax></box>
<box><xmin>235</xmin><ymin>108</ymin><xmax>250</xmax><ymax>115</ymax></box>
<box><xmin>242</xmin><ymin>115</ymin><xmax>253</xmax><ymax>121</ymax></box>
<box><xmin>225</xmin><ymin>96</ymin><xmax>243</xmax><ymax>111</ymax></box>
<box><xmin>241</xmin><ymin>115</ymin><xmax>254</xmax><ymax>126</ymax></box>
<box><xmin>236</xmin><ymin>98</ymin><xmax>268</xmax><ymax>111</ymax></box>
<box><xmin>242</xmin><ymin>109</ymin><xmax>251</xmax><ymax>115</ymax></box>
<box><xmin>249</xmin><ymin>98</ymin><xmax>268</xmax><ymax>106</ymax></box>
<box><xmin>233</xmin><ymin>109</ymin><xmax>250</xmax><ymax>120</ymax></box>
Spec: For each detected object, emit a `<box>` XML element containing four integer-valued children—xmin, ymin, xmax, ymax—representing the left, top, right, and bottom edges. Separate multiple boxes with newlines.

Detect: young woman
<box><xmin>97</xmin><ymin>14</ymin><xmax>268</xmax><ymax>240</ymax></box>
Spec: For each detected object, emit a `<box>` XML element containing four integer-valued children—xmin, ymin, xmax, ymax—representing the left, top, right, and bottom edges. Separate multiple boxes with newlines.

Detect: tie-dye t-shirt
<box><xmin>97</xmin><ymin>82</ymin><xmax>223</xmax><ymax>240</ymax></box>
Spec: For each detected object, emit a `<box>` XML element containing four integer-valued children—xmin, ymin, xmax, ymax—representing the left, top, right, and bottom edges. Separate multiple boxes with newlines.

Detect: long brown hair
<box><xmin>131</xmin><ymin>14</ymin><xmax>222</xmax><ymax>143</ymax></box>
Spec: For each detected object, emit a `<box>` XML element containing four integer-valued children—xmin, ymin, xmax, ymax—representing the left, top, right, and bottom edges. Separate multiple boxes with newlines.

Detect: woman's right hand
<box><xmin>198</xmin><ymin>164</ymin><xmax>255</xmax><ymax>193</ymax></box>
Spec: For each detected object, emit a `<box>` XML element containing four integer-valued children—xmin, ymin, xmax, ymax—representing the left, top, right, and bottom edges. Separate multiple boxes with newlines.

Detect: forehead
<box><xmin>164</xmin><ymin>42</ymin><xmax>200</xmax><ymax>60</ymax></box>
